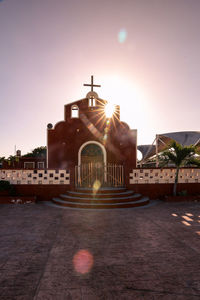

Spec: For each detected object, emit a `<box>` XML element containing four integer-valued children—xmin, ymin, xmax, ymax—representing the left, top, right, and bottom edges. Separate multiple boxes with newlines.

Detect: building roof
<box><xmin>158</xmin><ymin>131</ymin><xmax>200</xmax><ymax>147</ymax></box>
<box><xmin>137</xmin><ymin>145</ymin><xmax>156</xmax><ymax>160</ymax></box>
<box><xmin>138</xmin><ymin>131</ymin><xmax>200</xmax><ymax>161</ymax></box>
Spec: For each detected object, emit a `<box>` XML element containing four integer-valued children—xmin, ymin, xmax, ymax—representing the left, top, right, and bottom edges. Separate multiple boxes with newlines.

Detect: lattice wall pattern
<box><xmin>0</xmin><ymin>170</ymin><xmax>70</xmax><ymax>185</ymax></box>
<box><xmin>130</xmin><ymin>168</ymin><xmax>200</xmax><ymax>184</ymax></box>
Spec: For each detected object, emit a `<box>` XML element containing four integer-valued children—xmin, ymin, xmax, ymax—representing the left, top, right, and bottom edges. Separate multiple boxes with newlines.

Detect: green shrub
<box><xmin>0</xmin><ymin>180</ymin><xmax>11</xmax><ymax>191</ymax></box>
<box><xmin>0</xmin><ymin>180</ymin><xmax>16</xmax><ymax>195</ymax></box>
<box><xmin>178</xmin><ymin>190</ymin><xmax>187</xmax><ymax>196</ymax></box>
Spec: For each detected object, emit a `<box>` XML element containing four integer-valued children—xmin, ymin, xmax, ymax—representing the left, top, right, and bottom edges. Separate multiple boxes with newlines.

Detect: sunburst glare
<box><xmin>105</xmin><ymin>103</ymin><xmax>116</xmax><ymax>118</ymax></box>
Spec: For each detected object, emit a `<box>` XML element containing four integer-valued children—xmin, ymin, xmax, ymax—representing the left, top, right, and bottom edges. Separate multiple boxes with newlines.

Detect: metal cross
<box><xmin>83</xmin><ymin>75</ymin><xmax>101</xmax><ymax>92</ymax></box>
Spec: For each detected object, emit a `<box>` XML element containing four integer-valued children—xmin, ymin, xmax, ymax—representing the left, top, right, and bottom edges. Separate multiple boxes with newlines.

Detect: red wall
<box><xmin>13</xmin><ymin>185</ymin><xmax>72</xmax><ymax>201</ymax></box>
<box><xmin>127</xmin><ymin>183</ymin><xmax>200</xmax><ymax>199</ymax></box>
<box><xmin>7</xmin><ymin>183</ymin><xmax>200</xmax><ymax>201</ymax></box>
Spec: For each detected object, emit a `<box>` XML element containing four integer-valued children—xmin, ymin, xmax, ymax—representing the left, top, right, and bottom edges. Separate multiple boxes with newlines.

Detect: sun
<box><xmin>104</xmin><ymin>103</ymin><xmax>116</xmax><ymax>118</ymax></box>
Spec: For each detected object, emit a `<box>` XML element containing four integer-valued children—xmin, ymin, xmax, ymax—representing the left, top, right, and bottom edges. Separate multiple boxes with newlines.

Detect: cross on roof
<box><xmin>83</xmin><ymin>75</ymin><xmax>101</xmax><ymax>92</ymax></box>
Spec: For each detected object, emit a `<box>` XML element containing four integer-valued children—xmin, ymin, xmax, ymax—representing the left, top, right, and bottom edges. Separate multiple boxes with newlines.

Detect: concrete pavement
<box><xmin>0</xmin><ymin>201</ymin><xmax>200</xmax><ymax>299</ymax></box>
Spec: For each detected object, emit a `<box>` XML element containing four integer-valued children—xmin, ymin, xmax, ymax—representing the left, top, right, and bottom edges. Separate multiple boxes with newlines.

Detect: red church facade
<box><xmin>2</xmin><ymin>77</ymin><xmax>200</xmax><ymax>206</ymax></box>
<box><xmin>47</xmin><ymin>78</ymin><xmax>137</xmax><ymax>188</ymax></box>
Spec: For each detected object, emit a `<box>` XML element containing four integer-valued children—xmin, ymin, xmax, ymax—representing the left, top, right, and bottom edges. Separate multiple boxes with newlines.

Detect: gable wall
<box><xmin>47</xmin><ymin>98</ymin><xmax>137</xmax><ymax>185</ymax></box>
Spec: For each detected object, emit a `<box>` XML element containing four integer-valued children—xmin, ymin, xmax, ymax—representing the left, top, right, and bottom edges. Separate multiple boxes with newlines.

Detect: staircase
<box><xmin>52</xmin><ymin>187</ymin><xmax>149</xmax><ymax>209</ymax></box>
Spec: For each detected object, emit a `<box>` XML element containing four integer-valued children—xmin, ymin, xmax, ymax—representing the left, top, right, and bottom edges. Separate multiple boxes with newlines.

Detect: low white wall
<box><xmin>0</xmin><ymin>169</ymin><xmax>70</xmax><ymax>185</ymax></box>
<box><xmin>130</xmin><ymin>168</ymin><xmax>200</xmax><ymax>184</ymax></box>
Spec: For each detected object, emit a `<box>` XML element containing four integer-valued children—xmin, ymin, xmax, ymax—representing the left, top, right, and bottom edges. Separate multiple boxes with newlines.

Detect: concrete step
<box><xmin>75</xmin><ymin>187</ymin><xmax>127</xmax><ymax>194</ymax></box>
<box><xmin>51</xmin><ymin>187</ymin><xmax>149</xmax><ymax>209</ymax></box>
<box><xmin>52</xmin><ymin>196</ymin><xmax>149</xmax><ymax>209</ymax></box>
<box><xmin>59</xmin><ymin>193</ymin><xmax>142</xmax><ymax>204</ymax></box>
<box><xmin>67</xmin><ymin>189</ymin><xmax>134</xmax><ymax>198</ymax></box>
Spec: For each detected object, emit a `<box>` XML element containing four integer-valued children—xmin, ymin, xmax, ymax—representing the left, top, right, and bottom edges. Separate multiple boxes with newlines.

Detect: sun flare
<box><xmin>105</xmin><ymin>103</ymin><xmax>116</xmax><ymax>118</ymax></box>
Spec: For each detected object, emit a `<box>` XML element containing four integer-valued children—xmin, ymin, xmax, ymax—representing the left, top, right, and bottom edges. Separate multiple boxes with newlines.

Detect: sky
<box><xmin>0</xmin><ymin>0</ymin><xmax>200</xmax><ymax>157</ymax></box>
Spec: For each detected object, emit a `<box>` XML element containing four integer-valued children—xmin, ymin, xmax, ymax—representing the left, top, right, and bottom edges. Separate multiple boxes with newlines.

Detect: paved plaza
<box><xmin>0</xmin><ymin>200</ymin><xmax>200</xmax><ymax>299</ymax></box>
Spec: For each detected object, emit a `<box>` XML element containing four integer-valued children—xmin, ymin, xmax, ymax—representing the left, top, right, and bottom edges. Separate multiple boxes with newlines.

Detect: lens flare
<box><xmin>118</xmin><ymin>29</ymin><xmax>127</xmax><ymax>43</ymax></box>
<box><xmin>93</xmin><ymin>180</ymin><xmax>101</xmax><ymax>193</ymax></box>
<box><xmin>73</xmin><ymin>250</ymin><xmax>93</xmax><ymax>274</ymax></box>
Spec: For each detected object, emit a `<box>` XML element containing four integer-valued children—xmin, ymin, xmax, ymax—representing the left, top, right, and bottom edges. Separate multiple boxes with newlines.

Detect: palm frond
<box><xmin>158</xmin><ymin>141</ymin><xmax>199</xmax><ymax>168</ymax></box>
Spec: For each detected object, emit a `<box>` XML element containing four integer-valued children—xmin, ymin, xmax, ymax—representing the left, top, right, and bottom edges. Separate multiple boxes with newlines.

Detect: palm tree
<box><xmin>159</xmin><ymin>141</ymin><xmax>200</xmax><ymax>196</ymax></box>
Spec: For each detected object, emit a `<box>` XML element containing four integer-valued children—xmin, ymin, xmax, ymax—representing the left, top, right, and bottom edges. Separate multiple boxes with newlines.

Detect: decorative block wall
<box><xmin>1</xmin><ymin>168</ymin><xmax>199</xmax><ymax>186</ymax></box>
<box><xmin>130</xmin><ymin>168</ymin><xmax>200</xmax><ymax>184</ymax></box>
<box><xmin>0</xmin><ymin>170</ymin><xmax>70</xmax><ymax>185</ymax></box>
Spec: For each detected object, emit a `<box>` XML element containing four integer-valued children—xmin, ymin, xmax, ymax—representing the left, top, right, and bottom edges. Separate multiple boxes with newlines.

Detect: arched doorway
<box><xmin>78</xmin><ymin>141</ymin><xmax>107</xmax><ymax>167</ymax></box>
<box><xmin>75</xmin><ymin>141</ymin><xmax>124</xmax><ymax>188</ymax></box>
<box><xmin>76</xmin><ymin>141</ymin><xmax>106</xmax><ymax>187</ymax></box>
<box><xmin>81</xmin><ymin>143</ymin><xmax>104</xmax><ymax>164</ymax></box>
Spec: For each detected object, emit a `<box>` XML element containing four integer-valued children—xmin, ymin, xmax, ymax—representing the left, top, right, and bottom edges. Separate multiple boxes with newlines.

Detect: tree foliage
<box><xmin>23</xmin><ymin>146</ymin><xmax>47</xmax><ymax>158</ymax></box>
<box><xmin>160</xmin><ymin>141</ymin><xmax>200</xmax><ymax>167</ymax></box>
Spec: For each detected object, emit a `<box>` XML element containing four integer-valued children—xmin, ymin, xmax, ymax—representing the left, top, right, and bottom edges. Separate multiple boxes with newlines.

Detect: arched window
<box><xmin>71</xmin><ymin>105</ymin><xmax>79</xmax><ymax>118</ymax></box>
<box><xmin>89</xmin><ymin>97</ymin><xmax>96</xmax><ymax>107</ymax></box>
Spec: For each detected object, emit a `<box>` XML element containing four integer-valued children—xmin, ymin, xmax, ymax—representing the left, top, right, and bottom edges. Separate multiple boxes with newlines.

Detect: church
<box><xmin>2</xmin><ymin>77</ymin><xmax>199</xmax><ymax>207</ymax></box>
<box><xmin>47</xmin><ymin>76</ymin><xmax>137</xmax><ymax>188</ymax></box>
